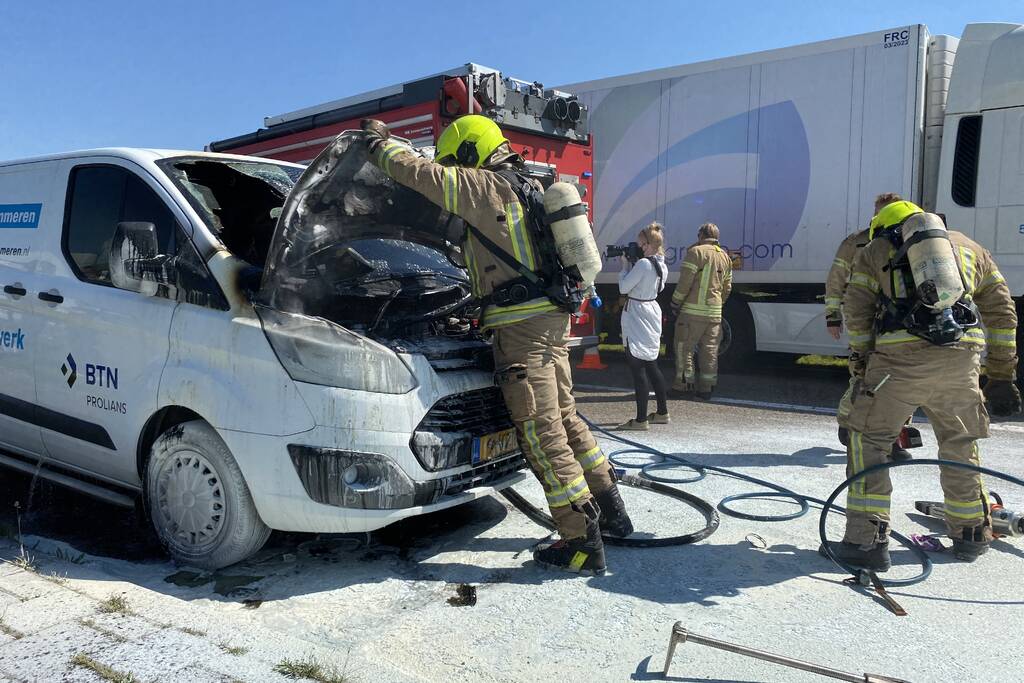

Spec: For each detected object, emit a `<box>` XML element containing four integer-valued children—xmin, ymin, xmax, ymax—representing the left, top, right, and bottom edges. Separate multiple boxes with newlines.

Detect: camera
<box><xmin>605</xmin><ymin>242</ymin><xmax>644</xmax><ymax>262</ymax></box>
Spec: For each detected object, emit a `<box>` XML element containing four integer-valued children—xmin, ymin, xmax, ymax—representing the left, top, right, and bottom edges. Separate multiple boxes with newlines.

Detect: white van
<box><xmin>0</xmin><ymin>134</ymin><xmax>527</xmax><ymax>568</ymax></box>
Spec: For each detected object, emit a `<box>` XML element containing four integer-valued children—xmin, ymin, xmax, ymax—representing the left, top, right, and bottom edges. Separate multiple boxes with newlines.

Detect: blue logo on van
<box><xmin>0</xmin><ymin>204</ymin><xmax>42</xmax><ymax>229</ymax></box>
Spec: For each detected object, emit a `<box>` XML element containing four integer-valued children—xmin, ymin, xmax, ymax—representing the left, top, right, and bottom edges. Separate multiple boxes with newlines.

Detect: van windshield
<box><xmin>158</xmin><ymin>156</ymin><xmax>303</xmax><ymax>268</ymax></box>
<box><xmin>257</xmin><ymin>133</ymin><xmax>471</xmax><ymax>338</ymax></box>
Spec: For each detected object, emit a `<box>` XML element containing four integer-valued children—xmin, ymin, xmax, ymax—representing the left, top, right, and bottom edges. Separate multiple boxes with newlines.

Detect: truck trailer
<box><xmin>562</xmin><ymin>22</ymin><xmax>1024</xmax><ymax>364</ymax></box>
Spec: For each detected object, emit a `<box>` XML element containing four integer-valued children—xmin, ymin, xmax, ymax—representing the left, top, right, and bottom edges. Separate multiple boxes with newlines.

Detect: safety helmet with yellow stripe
<box><xmin>435</xmin><ymin>115</ymin><xmax>509</xmax><ymax>168</ymax></box>
<box><xmin>869</xmin><ymin>200</ymin><xmax>924</xmax><ymax>239</ymax></box>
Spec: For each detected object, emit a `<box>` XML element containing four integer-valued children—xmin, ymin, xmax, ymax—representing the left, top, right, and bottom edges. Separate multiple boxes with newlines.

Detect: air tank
<box><xmin>543</xmin><ymin>182</ymin><xmax>601</xmax><ymax>287</ymax></box>
<box><xmin>902</xmin><ymin>212</ymin><xmax>964</xmax><ymax>309</ymax></box>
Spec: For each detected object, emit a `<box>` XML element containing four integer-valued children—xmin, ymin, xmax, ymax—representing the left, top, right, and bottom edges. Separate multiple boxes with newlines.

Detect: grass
<box><xmin>79</xmin><ymin>618</ymin><xmax>127</xmax><ymax>644</ymax></box>
<box><xmin>221</xmin><ymin>644</ymin><xmax>249</xmax><ymax>656</ymax></box>
<box><xmin>178</xmin><ymin>625</ymin><xmax>207</xmax><ymax>637</ymax></box>
<box><xmin>97</xmin><ymin>593</ymin><xmax>131</xmax><ymax>615</ymax></box>
<box><xmin>69</xmin><ymin>653</ymin><xmax>136</xmax><ymax>683</ymax></box>
<box><xmin>8</xmin><ymin>550</ymin><xmax>37</xmax><ymax>573</ymax></box>
<box><xmin>273</xmin><ymin>656</ymin><xmax>346</xmax><ymax>683</ymax></box>
<box><xmin>42</xmin><ymin>571</ymin><xmax>68</xmax><ymax>586</ymax></box>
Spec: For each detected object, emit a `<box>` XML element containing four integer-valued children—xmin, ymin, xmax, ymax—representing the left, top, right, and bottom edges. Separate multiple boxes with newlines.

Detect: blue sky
<box><xmin>1</xmin><ymin>1</ymin><xmax>1019</xmax><ymax>159</ymax></box>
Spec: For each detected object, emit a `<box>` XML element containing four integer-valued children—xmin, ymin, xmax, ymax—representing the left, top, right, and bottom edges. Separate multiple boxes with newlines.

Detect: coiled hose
<box><xmin>503</xmin><ymin>413</ymin><xmax>1024</xmax><ymax>587</ymax></box>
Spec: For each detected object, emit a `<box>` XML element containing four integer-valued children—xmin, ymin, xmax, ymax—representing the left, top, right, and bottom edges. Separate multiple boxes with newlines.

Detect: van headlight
<box><xmin>256</xmin><ymin>306</ymin><xmax>417</xmax><ymax>394</ymax></box>
<box><xmin>288</xmin><ymin>446</ymin><xmax>420</xmax><ymax>509</ymax></box>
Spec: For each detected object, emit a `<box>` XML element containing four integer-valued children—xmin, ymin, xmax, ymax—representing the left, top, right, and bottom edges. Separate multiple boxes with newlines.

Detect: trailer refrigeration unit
<box><xmin>209</xmin><ymin>64</ymin><xmax>599</xmax><ymax>348</ymax></box>
<box><xmin>563</xmin><ymin>23</ymin><xmax>1024</xmax><ymax>365</ymax></box>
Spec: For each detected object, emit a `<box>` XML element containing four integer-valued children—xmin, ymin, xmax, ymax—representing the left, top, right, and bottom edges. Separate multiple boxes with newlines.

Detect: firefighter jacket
<box><xmin>670</xmin><ymin>239</ymin><xmax>733</xmax><ymax>320</ymax></box>
<box><xmin>844</xmin><ymin>230</ymin><xmax>1018</xmax><ymax>380</ymax></box>
<box><xmin>825</xmin><ymin>228</ymin><xmax>870</xmax><ymax>318</ymax></box>
<box><xmin>371</xmin><ymin>140</ymin><xmax>557</xmax><ymax>331</ymax></box>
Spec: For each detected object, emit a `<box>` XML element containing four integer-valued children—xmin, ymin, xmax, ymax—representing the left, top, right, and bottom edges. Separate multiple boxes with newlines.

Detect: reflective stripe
<box><xmin>576</xmin><ymin>445</ymin><xmax>606</xmax><ymax>471</ymax></box>
<box><xmin>847</xmin><ymin>329</ymin><xmax>873</xmax><ymax>349</ymax></box>
<box><xmin>959</xmin><ymin>246</ymin><xmax>976</xmax><ymax>296</ymax></box>
<box><xmin>505</xmin><ymin>201</ymin><xmax>536</xmax><ymax>270</ymax></box>
<box><xmin>568</xmin><ymin>551</ymin><xmax>589</xmax><ymax>571</ymax></box>
<box><xmin>847</xmin><ymin>494</ymin><xmax>892</xmax><ymax>514</ymax></box>
<box><xmin>943</xmin><ymin>497</ymin><xmax>986</xmax><ymax>520</ymax></box>
<box><xmin>699</xmin><ymin>373</ymin><xmax>717</xmax><ymax>381</ymax></box>
<box><xmin>832</xmin><ymin>258</ymin><xmax>850</xmax><ymax>270</ymax></box>
<box><xmin>680</xmin><ymin>303</ymin><xmax>722</xmax><ymax>317</ymax></box>
<box><xmin>481</xmin><ymin>298</ymin><xmax>558</xmax><ymax>330</ymax></box>
<box><xmin>849</xmin><ymin>272</ymin><xmax>879</xmax><ymax>293</ymax></box>
<box><xmin>824</xmin><ymin>296</ymin><xmax>842</xmax><ymax>308</ymax></box>
<box><xmin>876</xmin><ymin>330</ymin><xmax>919</xmax><ymax>345</ymax></box>
<box><xmin>378</xmin><ymin>142</ymin><xmax>406</xmax><ymax>176</ymax></box>
<box><xmin>987</xmin><ymin>327</ymin><xmax>1017</xmax><ymax>348</ymax></box>
<box><xmin>977</xmin><ymin>270</ymin><xmax>1006</xmax><ymax>293</ymax></box>
<box><xmin>671</xmin><ymin>290</ymin><xmax>686</xmax><ymax>304</ymax></box>
<box><xmin>463</xmin><ymin>238</ymin><xmax>481</xmax><ymax>296</ymax></box>
<box><xmin>443</xmin><ymin>167</ymin><xmax>459</xmax><ymax>214</ymax></box>
<box><xmin>850</xmin><ymin>431</ymin><xmax>865</xmax><ymax>496</ymax></box>
<box><xmin>962</xmin><ymin>328</ymin><xmax>986</xmax><ymax>346</ymax></box>
<box><xmin>681</xmin><ymin>261</ymin><xmax>699</xmax><ymax>273</ymax></box>
<box><xmin>697</xmin><ymin>260</ymin><xmax>713</xmax><ymax>307</ymax></box>
<box><xmin>523</xmin><ymin>420</ymin><xmax>563</xmax><ymax>497</ymax></box>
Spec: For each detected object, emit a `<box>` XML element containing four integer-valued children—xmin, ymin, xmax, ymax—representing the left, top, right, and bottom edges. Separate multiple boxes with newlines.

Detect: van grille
<box><xmin>411</xmin><ymin>386</ymin><xmax>522</xmax><ymax>471</ymax></box>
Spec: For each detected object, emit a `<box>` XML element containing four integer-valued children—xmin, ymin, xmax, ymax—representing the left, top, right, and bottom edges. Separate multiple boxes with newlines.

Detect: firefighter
<box><xmin>826</xmin><ymin>192</ymin><xmax>912</xmax><ymax>460</ymax></box>
<box><xmin>824</xmin><ymin>201</ymin><xmax>1021</xmax><ymax>570</ymax></box>
<box><xmin>670</xmin><ymin>223</ymin><xmax>732</xmax><ymax>399</ymax></box>
<box><xmin>360</xmin><ymin>116</ymin><xmax>631</xmax><ymax>575</ymax></box>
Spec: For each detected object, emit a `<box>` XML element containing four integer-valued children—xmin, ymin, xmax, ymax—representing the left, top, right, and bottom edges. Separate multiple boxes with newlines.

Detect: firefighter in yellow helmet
<box><xmin>670</xmin><ymin>222</ymin><xmax>732</xmax><ymax>399</ymax></box>
<box><xmin>826</xmin><ymin>192</ymin><xmax>912</xmax><ymax>461</ymax></box>
<box><xmin>361</xmin><ymin>116</ymin><xmax>630</xmax><ymax>575</ymax></box>
<box><xmin>822</xmin><ymin>200</ymin><xmax>1021</xmax><ymax>570</ymax></box>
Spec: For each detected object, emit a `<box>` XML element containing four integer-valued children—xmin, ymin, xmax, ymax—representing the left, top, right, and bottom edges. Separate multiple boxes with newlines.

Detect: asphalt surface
<box><xmin>2</xmin><ymin>355</ymin><xmax>1023</xmax><ymax>682</ymax></box>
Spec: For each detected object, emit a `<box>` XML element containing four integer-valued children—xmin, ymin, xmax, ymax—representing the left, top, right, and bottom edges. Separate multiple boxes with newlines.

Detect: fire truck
<box><xmin>209</xmin><ymin>63</ymin><xmax>599</xmax><ymax>349</ymax></box>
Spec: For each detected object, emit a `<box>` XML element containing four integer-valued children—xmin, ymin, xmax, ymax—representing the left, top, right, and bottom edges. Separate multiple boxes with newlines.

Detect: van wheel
<box><xmin>145</xmin><ymin>420</ymin><xmax>270</xmax><ymax>569</ymax></box>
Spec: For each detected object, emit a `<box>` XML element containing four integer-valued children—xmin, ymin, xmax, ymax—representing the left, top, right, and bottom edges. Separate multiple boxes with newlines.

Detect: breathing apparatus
<box><xmin>870</xmin><ymin>202</ymin><xmax>979</xmax><ymax>345</ymax></box>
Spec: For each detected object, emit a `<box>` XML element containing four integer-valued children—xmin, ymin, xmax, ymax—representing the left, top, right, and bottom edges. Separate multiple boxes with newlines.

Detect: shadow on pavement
<box><xmin>632</xmin><ymin>654</ymin><xmax>759</xmax><ymax>682</ymax></box>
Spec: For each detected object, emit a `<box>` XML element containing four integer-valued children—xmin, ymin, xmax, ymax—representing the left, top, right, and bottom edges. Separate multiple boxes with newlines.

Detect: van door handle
<box><xmin>38</xmin><ymin>291</ymin><xmax>64</xmax><ymax>304</ymax></box>
<box><xmin>3</xmin><ymin>285</ymin><xmax>27</xmax><ymax>297</ymax></box>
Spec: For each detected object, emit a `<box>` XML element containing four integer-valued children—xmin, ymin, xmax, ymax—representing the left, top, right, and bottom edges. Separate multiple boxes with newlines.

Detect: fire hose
<box><xmin>502</xmin><ymin>413</ymin><xmax>1024</xmax><ymax>589</ymax></box>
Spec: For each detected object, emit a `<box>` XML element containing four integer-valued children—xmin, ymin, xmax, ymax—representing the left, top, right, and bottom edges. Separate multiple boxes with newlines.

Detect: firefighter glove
<box><xmin>825</xmin><ymin>311</ymin><xmax>842</xmax><ymax>329</ymax></box>
<box><xmin>984</xmin><ymin>379</ymin><xmax>1022</xmax><ymax>417</ymax></box>
<box><xmin>848</xmin><ymin>351</ymin><xmax>868</xmax><ymax>379</ymax></box>
<box><xmin>361</xmin><ymin>119</ymin><xmax>390</xmax><ymax>151</ymax></box>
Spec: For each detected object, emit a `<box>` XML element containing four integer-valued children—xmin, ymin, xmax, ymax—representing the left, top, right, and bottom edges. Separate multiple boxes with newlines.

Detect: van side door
<box><xmin>32</xmin><ymin>159</ymin><xmax>183</xmax><ymax>486</ymax></box>
<box><xmin>0</xmin><ymin>162</ymin><xmax>53</xmax><ymax>458</ymax></box>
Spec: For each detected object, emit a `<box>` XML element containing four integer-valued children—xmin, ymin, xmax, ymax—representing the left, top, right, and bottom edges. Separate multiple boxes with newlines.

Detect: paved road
<box><xmin>2</xmin><ymin>357</ymin><xmax>1023</xmax><ymax>682</ymax></box>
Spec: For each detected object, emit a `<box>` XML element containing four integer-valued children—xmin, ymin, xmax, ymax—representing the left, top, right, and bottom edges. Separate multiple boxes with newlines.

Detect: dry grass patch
<box><xmin>274</xmin><ymin>656</ymin><xmax>345</xmax><ymax>683</ymax></box>
<box><xmin>69</xmin><ymin>653</ymin><xmax>136</xmax><ymax>682</ymax></box>
<box><xmin>97</xmin><ymin>593</ymin><xmax>131</xmax><ymax>615</ymax></box>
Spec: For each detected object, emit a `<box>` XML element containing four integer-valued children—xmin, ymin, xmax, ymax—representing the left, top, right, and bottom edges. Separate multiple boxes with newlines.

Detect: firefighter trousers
<box><xmin>492</xmin><ymin>311</ymin><xmax>615</xmax><ymax>539</ymax></box>
<box><xmin>844</xmin><ymin>345</ymin><xmax>992</xmax><ymax>544</ymax></box>
<box><xmin>673</xmin><ymin>315</ymin><xmax>722</xmax><ymax>392</ymax></box>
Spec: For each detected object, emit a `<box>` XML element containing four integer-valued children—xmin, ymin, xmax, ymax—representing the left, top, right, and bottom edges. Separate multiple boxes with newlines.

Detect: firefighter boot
<box><xmin>594</xmin><ymin>482</ymin><xmax>634</xmax><ymax>538</ymax></box>
<box><xmin>533</xmin><ymin>502</ymin><xmax>606</xmax><ymax>576</ymax></box>
<box><xmin>952</xmin><ymin>525</ymin><xmax>991</xmax><ymax>563</ymax></box>
<box><xmin>819</xmin><ymin>523</ymin><xmax>891</xmax><ymax>572</ymax></box>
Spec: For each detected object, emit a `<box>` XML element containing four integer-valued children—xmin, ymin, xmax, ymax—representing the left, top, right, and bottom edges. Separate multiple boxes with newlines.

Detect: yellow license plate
<box><xmin>472</xmin><ymin>428</ymin><xmax>518</xmax><ymax>464</ymax></box>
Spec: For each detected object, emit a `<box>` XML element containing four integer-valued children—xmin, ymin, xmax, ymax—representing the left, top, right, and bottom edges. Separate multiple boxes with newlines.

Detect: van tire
<box><xmin>145</xmin><ymin>420</ymin><xmax>270</xmax><ymax>569</ymax></box>
<box><xmin>718</xmin><ymin>299</ymin><xmax>756</xmax><ymax>371</ymax></box>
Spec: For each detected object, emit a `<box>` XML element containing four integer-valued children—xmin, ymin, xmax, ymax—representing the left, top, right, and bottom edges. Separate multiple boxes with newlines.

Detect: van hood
<box><xmin>260</xmin><ymin>132</ymin><xmax>473</xmax><ymax>338</ymax></box>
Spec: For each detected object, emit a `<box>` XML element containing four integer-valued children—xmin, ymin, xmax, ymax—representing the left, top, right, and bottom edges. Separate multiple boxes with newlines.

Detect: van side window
<box><xmin>64</xmin><ymin>165</ymin><xmax>228</xmax><ymax>309</ymax></box>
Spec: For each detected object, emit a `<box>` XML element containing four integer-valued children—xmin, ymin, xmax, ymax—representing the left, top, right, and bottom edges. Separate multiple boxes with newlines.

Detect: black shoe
<box><xmin>952</xmin><ymin>526</ymin><xmax>991</xmax><ymax>562</ymax></box>
<box><xmin>695</xmin><ymin>391</ymin><xmax>712</xmax><ymax>401</ymax></box>
<box><xmin>594</xmin><ymin>483</ymin><xmax>634</xmax><ymax>538</ymax></box>
<box><xmin>889</xmin><ymin>444</ymin><xmax>913</xmax><ymax>461</ymax></box>
<box><xmin>838</xmin><ymin>427</ymin><xmax>849</xmax><ymax>447</ymax></box>
<box><xmin>819</xmin><ymin>539</ymin><xmax>891</xmax><ymax>572</ymax></box>
<box><xmin>533</xmin><ymin>518</ymin><xmax>606</xmax><ymax>575</ymax></box>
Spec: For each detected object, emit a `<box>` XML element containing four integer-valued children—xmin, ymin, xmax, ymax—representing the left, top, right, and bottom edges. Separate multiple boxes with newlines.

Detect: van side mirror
<box><xmin>109</xmin><ymin>221</ymin><xmax>166</xmax><ymax>296</ymax></box>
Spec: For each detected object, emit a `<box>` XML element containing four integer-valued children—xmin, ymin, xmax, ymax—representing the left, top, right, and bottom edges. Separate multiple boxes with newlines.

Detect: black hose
<box><xmin>500</xmin><ymin>472</ymin><xmax>720</xmax><ymax>547</ymax></box>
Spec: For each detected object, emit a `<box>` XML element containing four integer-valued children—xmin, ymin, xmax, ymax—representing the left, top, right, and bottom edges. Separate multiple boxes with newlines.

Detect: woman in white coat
<box><xmin>616</xmin><ymin>222</ymin><xmax>670</xmax><ymax>430</ymax></box>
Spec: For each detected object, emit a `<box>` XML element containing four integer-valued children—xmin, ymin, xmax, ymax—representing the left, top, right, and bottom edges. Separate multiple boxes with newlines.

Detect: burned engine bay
<box><xmin>260</xmin><ymin>133</ymin><xmax>491</xmax><ymax>368</ymax></box>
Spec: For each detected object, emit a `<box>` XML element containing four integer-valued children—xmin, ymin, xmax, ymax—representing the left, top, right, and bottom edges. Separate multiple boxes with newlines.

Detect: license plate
<box><xmin>472</xmin><ymin>428</ymin><xmax>518</xmax><ymax>464</ymax></box>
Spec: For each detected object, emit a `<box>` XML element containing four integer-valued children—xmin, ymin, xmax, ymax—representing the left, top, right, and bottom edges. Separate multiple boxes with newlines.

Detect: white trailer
<box><xmin>564</xmin><ymin>23</ymin><xmax>1024</xmax><ymax>361</ymax></box>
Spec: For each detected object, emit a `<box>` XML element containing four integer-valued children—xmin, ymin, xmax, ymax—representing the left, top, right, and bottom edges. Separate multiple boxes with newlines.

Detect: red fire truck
<box><xmin>209</xmin><ymin>63</ymin><xmax>599</xmax><ymax>349</ymax></box>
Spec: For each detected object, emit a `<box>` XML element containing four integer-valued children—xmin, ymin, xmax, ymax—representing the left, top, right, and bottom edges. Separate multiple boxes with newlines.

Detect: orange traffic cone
<box><xmin>576</xmin><ymin>345</ymin><xmax>607</xmax><ymax>370</ymax></box>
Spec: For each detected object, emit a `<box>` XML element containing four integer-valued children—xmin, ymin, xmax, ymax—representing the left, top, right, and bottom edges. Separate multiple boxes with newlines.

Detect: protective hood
<box><xmin>260</xmin><ymin>132</ymin><xmax>472</xmax><ymax>337</ymax></box>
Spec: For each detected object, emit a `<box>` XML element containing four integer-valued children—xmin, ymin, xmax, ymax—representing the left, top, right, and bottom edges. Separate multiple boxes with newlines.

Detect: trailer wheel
<box><xmin>145</xmin><ymin>420</ymin><xmax>270</xmax><ymax>569</ymax></box>
<box><xmin>718</xmin><ymin>299</ymin><xmax>756</xmax><ymax>370</ymax></box>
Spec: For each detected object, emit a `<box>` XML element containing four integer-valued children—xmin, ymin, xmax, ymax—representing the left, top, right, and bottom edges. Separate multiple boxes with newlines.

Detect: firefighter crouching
<box><xmin>670</xmin><ymin>223</ymin><xmax>733</xmax><ymax>400</ymax></box>
<box><xmin>823</xmin><ymin>201</ymin><xmax>1022</xmax><ymax>571</ymax></box>
<box><xmin>361</xmin><ymin>116</ymin><xmax>631</xmax><ymax>575</ymax></box>
<box><xmin>826</xmin><ymin>192</ymin><xmax>912</xmax><ymax>461</ymax></box>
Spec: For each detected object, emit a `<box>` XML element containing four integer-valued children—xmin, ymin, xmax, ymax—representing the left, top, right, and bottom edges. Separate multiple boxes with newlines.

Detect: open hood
<box><xmin>260</xmin><ymin>132</ymin><xmax>472</xmax><ymax>338</ymax></box>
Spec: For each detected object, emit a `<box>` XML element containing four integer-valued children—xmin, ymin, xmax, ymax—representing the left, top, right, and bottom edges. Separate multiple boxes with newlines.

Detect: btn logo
<box><xmin>61</xmin><ymin>353</ymin><xmax>78</xmax><ymax>387</ymax></box>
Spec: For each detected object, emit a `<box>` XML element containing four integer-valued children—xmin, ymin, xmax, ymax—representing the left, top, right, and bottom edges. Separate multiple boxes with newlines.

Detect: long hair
<box><xmin>641</xmin><ymin>222</ymin><xmax>665</xmax><ymax>255</ymax></box>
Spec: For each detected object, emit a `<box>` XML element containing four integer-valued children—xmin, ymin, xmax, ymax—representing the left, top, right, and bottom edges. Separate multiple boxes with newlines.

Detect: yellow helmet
<box><xmin>869</xmin><ymin>200</ymin><xmax>923</xmax><ymax>238</ymax></box>
<box><xmin>435</xmin><ymin>115</ymin><xmax>508</xmax><ymax>168</ymax></box>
